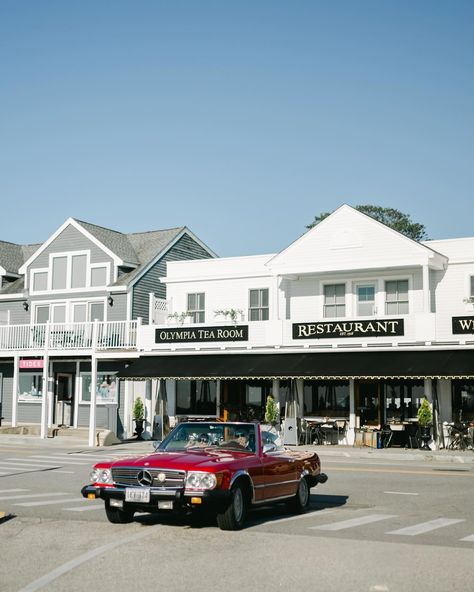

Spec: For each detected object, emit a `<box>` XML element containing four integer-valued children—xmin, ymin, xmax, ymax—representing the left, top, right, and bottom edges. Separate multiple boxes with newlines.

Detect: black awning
<box><xmin>118</xmin><ymin>350</ymin><xmax>474</xmax><ymax>380</ymax></box>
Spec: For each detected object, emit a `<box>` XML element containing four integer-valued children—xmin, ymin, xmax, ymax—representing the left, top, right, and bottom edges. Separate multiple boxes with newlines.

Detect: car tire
<box><xmin>217</xmin><ymin>483</ymin><xmax>247</xmax><ymax>531</ymax></box>
<box><xmin>286</xmin><ymin>476</ymin><xmax>310</xmax><ymax>514</ymax></box>
<box><xmin>104</xmin><ymin>502</ymin><xmax>135</xmax><ymax>524</ymax></box>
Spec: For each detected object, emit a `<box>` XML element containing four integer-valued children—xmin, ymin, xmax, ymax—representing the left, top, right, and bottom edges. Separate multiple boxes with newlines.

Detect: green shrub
<box><xmin>133</xmin><ymin>397</ymin><xmax>144</xmax><ymax>420</ymax></box>
<box><xmin>417</xmin><ymin>398</ymin><xmax>432</xmax><ymax>426</ymax></box>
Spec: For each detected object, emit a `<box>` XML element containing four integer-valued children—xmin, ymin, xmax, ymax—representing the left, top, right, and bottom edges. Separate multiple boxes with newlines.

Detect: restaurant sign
<box><xmin>452</xmin><ymin>316</ymin><xmax>474</xmax><ymax>334</ymax></box>
<box><xmin>293</xmin><ymin>319</ymin><xmax>404</xmax><ymax>339</ymax></box>
<box><xmin>155</xmin><ymin>325</ymin><xmax>249</xmax><ymax>344</ymax></box>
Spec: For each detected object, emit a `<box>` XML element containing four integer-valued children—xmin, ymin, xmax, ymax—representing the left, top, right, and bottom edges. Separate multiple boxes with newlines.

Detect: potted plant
<box><xmin>417</xmin><ymin>397</ymin><xmax>433</xmax><ymax>450</ymax></box>
<box><xmin>133</xmin><ymin>396</ymin><xmax>145</xmax><ymax>439</ymax></box>
<box><xmin>167</xmin><ymin>311</ymin><xmax>193</xmax><ymax>325</ymax></box>
<box><xmin>264</xmin><ymin>395</ymin><xmax>280</xmax><ymax>429</ymax></box>
<box><xmin>214</xmin><ymin>308</ymin><xmax>243</xmax><ymax>323</ymax></box>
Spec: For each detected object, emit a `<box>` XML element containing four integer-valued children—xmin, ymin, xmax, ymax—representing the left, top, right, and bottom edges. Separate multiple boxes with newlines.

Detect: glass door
<box><xmin>356</xmin><ymin>284</ymin><xmax>376</xmax><ymax>316</ymax></box>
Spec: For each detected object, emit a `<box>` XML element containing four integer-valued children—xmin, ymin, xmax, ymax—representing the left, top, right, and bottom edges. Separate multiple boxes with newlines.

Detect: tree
<box><xmin>306</xmin><ymin>205</ymin><xmax>428</xmax><ymax>241</ymax></box>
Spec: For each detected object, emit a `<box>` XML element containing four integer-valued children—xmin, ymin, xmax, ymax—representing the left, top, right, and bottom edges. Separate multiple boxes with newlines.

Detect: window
<box><xmin>90</xmin><ymin>302</ymin><xmax>104</xmax><ymax>321</ymax></box>
<box><xmin>91</xmin><ymin>266</ymin><xmax>107</xmax><ymax>287</ymax></box>
<box><xmin>18</xmin><ymin>373</ymin><xmax>43</xmax><ymax>402</ymax></box>
<box><xmin>382</xmin><ymin>380</ymin><xmax>424</xmax><ymax>421</ymax></box>
<box><xmin>81</xmin><ymin>372</ymin><xmax>118</xmax><ymax>403</ymax></box>
<box><xmin>32</xmin><ymin>271</ymin><xmax>48</xmax><ymax>292</ymax></box>
<box><xmin>71</xmin><ymin>255</ymin><xmax>87</xmax><ymax>288</ymax></box>
<box><xmin>324</xmin><ymin>284</ymin><xmax>345</xmax><ymax>318</ymax></box>
<box><xmin>176</xmin><ymin>380</ymin><xmax>217</xmax><ymax>415</ymax></box>
<box><xmin>36</xmin><ymin>306</ymin><xmax>50</xmax><ymax>324</ymax></box>
<box><xmin>470</xmin><ymin>276</ymin><xmax>474</xmax><ymax>299</ymax></box>
<box><xmin>303</xmin><ymin>380</ymin><xmax>350</xmax><ymax>418</ymax></box>
<box><xmin>452</xmin><ymin>380</ymin><xmax>474</xmax><ymax>422</ymax></box>
<box><xmin>357</xmin><ymin>284</ymin><xmax>375</xmax><ymax>316</ymax></box>
<box><xmin>249</xmin><ymin>288</ymin><xmax>269</xmax><ymax>321</ymax></box>
<box><xmin>385</xmin><ymin>280</ymin><xmax>409</xmax><ymax>315</ymax></box>
<box><xmin>52</xmin><ymin>256</ymin><xmax>68</xmax><ymax>290</ymax></box>
<box><xmin>187</xmin><ymin>293</ymin><xmax>205</xmax><ymax>323</ymax></box>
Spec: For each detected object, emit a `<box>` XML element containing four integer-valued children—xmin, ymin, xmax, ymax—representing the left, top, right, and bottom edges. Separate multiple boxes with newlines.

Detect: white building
<box><xmin>123</xmin><ymin>205</ymin><xmax>474</xmax><ymax>449</ymax></box>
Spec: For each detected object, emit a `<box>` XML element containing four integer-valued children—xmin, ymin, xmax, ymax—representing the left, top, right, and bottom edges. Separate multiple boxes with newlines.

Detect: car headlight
<box><xmin>185</xmin><ymin>471</ymin><xmax>217</xmax><ymax>490</ymax></box>
<box><xmin>90</xmin><ymin>468</ymin><xmax>112</xmax><ymax>484</ymax></box>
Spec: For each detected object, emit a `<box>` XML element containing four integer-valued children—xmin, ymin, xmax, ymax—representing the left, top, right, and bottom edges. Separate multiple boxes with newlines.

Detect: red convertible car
<box><xmin>81</xmin><ymin>421</ymin><xmax>328</xmax><ymax>530</ymax></box>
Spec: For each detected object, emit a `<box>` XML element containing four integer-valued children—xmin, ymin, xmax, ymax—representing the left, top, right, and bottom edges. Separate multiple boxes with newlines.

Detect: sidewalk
<box><xmin>1</xmin><ymin>432</ymin><xmax>473</xmax><ymax>464</ymax></box>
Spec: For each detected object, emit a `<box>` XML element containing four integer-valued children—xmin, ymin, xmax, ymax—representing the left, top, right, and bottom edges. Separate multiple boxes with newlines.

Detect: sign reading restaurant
<box><xmin>452</xmin><ymin>316</ymin><xmax>474</xmax><ymax>334</ymax></box>
<box><xmin>156</xmin><ymin>325</ymin><xmax>249</xmax><ymax>344</ymax></box>
<box><xmin>293</xmin><ymin>319</ymin><xmax>404</xmax><ymax>339</ymax></box>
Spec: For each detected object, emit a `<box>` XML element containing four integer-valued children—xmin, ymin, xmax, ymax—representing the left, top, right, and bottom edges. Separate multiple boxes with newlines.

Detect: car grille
<box><xmin>111</xmin><ymin>467</ymin><xmax>186</xmax><ymax>489</ymax></box>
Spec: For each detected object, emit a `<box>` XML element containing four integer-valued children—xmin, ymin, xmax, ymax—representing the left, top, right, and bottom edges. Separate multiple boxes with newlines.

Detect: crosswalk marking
<box><xmin>64</xmin><ymin>505</ymin><xmax>103</xmax><ymax>512</ymax></box>
<box><xmin>28</xmin><ymin>456</ymin><xmax>90</xmax><ymax>465</ymax></box>
<box><xmin>460</xmin><ymin>534</ymin><xmax>474</xmax><ymax>542</ymax></box>
<box><xmin>0</xmin><ymin>492</ymin><xmax>69</xmax><ymax>501</ymax></box>
<box><xmin>0</xmin><ymin>488</ymin><xmax>29</xmax><ymax>494</ymax></box>
<box><xmin>15</xmin><ymin>498</ymin><xmax>82</xmax><ymax>507</ymax></box>
<box><xmin>387</xmin><ymin>518</ymin><xmax>465</xmax><ymax>536</ymax></box>
<box><xmin>6</xmin><ymin>458</ymin><xmax>61</xmax><ymax>467</ymax></box>
<box><xmin>310</xmin><ymin>514</ymin><xmax>397</xmax><ymax>531</ymax></box>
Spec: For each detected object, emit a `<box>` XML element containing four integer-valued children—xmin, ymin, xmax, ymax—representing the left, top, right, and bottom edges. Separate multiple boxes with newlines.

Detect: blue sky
<box><xmin>1</xmin><ymin>1</ymin><xmax>473</xmax><ymax>256</ymax></box>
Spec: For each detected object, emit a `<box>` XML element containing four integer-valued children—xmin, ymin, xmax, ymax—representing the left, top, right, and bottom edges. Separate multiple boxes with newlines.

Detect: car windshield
<box><xmin>159</xmin><ymin>422</ymin><xmax>257</xmax><ymax>453</ymax></box>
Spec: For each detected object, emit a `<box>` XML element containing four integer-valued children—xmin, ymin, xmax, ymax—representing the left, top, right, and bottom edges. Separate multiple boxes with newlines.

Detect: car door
<box><xmin>261</xmin><ymin>444</ymin><xmax>299</xmax><ymax>501</ymax></box>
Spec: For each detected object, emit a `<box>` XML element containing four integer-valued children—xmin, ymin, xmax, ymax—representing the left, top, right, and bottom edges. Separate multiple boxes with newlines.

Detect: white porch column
<box><xmin>216</xmin><ymin>380</ymin><xmax>221</xmax><ymax>418</ymax></box>
<box><xmin>348</xmin><ymin>379</ymin><xmax>356</xmax><ymax>445</ymax></box>
<box><xmin>40</xmin><ymin>323</ymin><xmax>51</xmax><ymax>439</ymax></box>
<box><xmin>143</xmin><ymin>379</ymin><xmax>153</xmax><ymax>439</ymax></box>
<box><xmin>47</xmin><ymin>361</ymin><xmax>54</xmax><ymax>428</ymax></box>
<box><xmin>40</xmin><ymin>354</ymin><xmax>49</xmax><ymax>439</ymax></box>
<box><xmin>73</xmin><ymin>361</ymin><xmax>80</xmax><ymax>429</ymax></box>
<box><xmin>11</xmin><ymin>354</ymin><xmax>19</xmax><ymax>428</ymax></box>
<box><xmin>123</xmin><ymin>379</ymin><xmax>131</xmax><ymax>439</ymax></box>
<box><xmin>88</xmin><ymin>320</ymin><xmax>99</xmax><ymax>447</ymax></box>
<box><xmin>272</xmin><ymin>275</ymin><xmax>280</xmax><ymax>320</ymax></box>
<box><xmin>423</xmin><ymin>265</ymin><xmax>431</xmax><ymax>313</ymax></box>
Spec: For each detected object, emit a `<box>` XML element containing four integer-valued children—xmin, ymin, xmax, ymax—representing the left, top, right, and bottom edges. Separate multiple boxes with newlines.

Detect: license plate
<box><xmin>125</xmin><ymin>488</ymin><xmax>150</xmax><ymax>503</ymax></box>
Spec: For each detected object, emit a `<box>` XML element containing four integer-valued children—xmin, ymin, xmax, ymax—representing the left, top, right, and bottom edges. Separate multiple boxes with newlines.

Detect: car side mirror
<box><xmin>153</xmin><ymin>440</ymin><xmax>162</xmax><ymax>451</ymax></box>
<box><xmin>263</xmin><ymin>443</ymin><xmax>277</xmax><ymax>454</ymax></box>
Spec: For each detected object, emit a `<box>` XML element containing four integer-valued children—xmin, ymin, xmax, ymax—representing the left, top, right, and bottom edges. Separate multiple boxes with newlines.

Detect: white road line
<box><xmin>248</xmin><ymin>508</ymin><xmax>338</xmax><ymax>528</ymax></box>
<box><xmin>310</xmin><ymin>514</ymin><xmax>397</xmax><ymax>531</ymax></box>
<box><xmin>53</xmin><ymin>470</ymin><xmax>75</xmax><ymax>474</ymax></box>
<box><xmin>0</xmin><ymin>492</ymin><xmax>69</xmax><ymax>501</ymax></box>
<box><xmin>63</xmin><ymin>505</ymin><xmax>103</xmax><ymax>512</ymax></box>
<box><xmin>0</xmin><ymin>463</ymin><xmax>57</xmax><ymax>470</ymax></box>
<box><xmin>384</xmin><ymin>491</ymin><xmax>419</xmax><ymax>496</ymax></box>
<box><xmin>0</xmin><ymin>471</ymin><xmax>8</xmax><ymax>475</ymax></box>
<box><xmin>19</xmin><ymin>526</ymin><xmax>160</xmax><ymax>592</ymax></box>
<box><xmin>6</xmin><ymin>458</ymin><xmax>60</xmax><ymax>467</ymax></box>
<box><xmin>0</xmin><ymin>488</ymin><xmax>29</xmax><ymax>493</ymax></box>
<box><xmin>460</xmin><ymin>534</ymin><xmax>474</xmax><ymax>542</ymax></box>
<box><xmin>15</xmin><ymin>498</ymin><xmax>83</xmax><ymax>507</ymax></box>
<box><xmin>387</xmin><ymin>518</ymin><xmax>465</xmax><ymax>536</ymax></box>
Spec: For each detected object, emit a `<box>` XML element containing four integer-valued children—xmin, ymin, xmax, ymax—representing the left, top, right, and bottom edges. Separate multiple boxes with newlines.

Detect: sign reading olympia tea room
<box><xmin>156</xmin><ymin>325</ymin><xmax>249</xmax><ymax>344</ymax></box>
<box><xmin>293</xmin><ymin>319</ymin><xmax>404</xmax><ymax>339</ymax></box>
<box><xmin>452</xmin><ymin>316</ymin><xmax>474</xmax><ymax>334</ymax></box>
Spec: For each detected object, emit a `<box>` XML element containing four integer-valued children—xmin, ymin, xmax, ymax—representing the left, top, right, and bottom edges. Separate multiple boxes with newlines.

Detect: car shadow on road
<box><xmin>133</xmin><ymin>493</ymin><xmax>348</xmax><ymax>530</ymax></box>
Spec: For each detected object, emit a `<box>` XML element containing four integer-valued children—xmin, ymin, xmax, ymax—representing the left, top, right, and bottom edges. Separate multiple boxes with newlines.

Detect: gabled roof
<box><xmin>266</xmin><ymin>204</ymin><xmax>448</xmax><ymax>274</ymax></box>
<box><xmin>3</xmin><ymin>218</ymin><xmax>215</xmax><ymax>296</ymax></box>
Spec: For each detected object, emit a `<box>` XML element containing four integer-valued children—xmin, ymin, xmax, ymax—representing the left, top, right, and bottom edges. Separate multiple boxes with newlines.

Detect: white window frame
<box><xmin>249</xmin><ymin>288</ymin><xmax>269</xmax><ymax>321</ymax></box>
<box><xmin>355</xmin><ymin>282</ymin><xmax>377</xmax><ymax>317</ymax></box>
<box><xmin>187</xmin><ymin>292</ymin><xmax>205</xmax><ymax>324</ymax></box>
<box><xmin>385</xmin><ymin>279</ymin><xmax>409</xmax><ymax>315</ymax></box>
<box><xmin>29</xmin><ymin>251</ymin><xmax>111</xmax><ymax>294</ymax></box>
<box><xmin>323</xmin><ymin>283</ymin><xmax>346</xmax><ymax>318</ymax></box>
<box><xmin>32</xmin><ymin>297</ymin><xmax>108</xmax><ymax>324</ymax></box>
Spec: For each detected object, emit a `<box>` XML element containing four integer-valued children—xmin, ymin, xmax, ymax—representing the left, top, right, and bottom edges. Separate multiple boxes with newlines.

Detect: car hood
<box><xmin>105</xmin><ymin>449</ymin><xmax>255</xmax><ymax>471</ymax></box>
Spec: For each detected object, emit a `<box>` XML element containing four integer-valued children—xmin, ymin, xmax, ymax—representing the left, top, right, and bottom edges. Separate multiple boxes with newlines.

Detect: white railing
<box><xmin>0</xmin><ymin>320</ymin><xmax>138</xmax><ymax>352</ymax></box>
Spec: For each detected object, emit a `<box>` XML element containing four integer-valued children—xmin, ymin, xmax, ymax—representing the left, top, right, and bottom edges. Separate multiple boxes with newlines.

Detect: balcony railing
<box><xmin>0</xmin><ymin>320</ymin><xmax>138</xmax><ymax>352</ymax></box>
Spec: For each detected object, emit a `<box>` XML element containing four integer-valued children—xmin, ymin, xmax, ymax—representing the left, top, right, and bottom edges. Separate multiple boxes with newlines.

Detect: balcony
<box><xmin>0</xmin><ymin>320</ymin><xmax>138</xmax><ymax>354</ymax></box>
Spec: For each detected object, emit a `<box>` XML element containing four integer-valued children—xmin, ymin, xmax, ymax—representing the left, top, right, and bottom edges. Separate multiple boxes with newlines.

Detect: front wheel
<box><xmin>217</xmin><ymin>483</ymin><xmax>247</xmax><ymax>531</ymax></box>
<box><xmin>286</xmin><ymin>477</ymin><xmax>310</xmax><ymax>514</ymax></box>
<box><xmin>105</xmin><ymin>502</ymin><xmax>135</xmax><ymax>524</ymax></box>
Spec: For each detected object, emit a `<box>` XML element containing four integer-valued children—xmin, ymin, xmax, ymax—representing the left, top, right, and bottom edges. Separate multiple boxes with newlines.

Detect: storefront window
<box><xmin>18</xmin><ymin>373</ymin><xmax>43</xmax><ymax>403</ymax></box>
<box><xmin>452</xmin><ymin>380</ymin><xmax>474</xmax><ymax>422</ymax></box>
<box><xmin>176</xmin><ymin>380</ymin><xmax>217</xmax><ymax>415</ymax></box>
<box><xmin>81</xmin><ymin>372</ymin><xmax>118</xmax><ymax>403</ymax></box>
<box><xmin>245</xmin><ymin>380</ymin><xmax>272</xmax><ymax>421</ymax></box>
<box><xmin>382</xmin><ymin>380</ymin><xmax>424</xmax><ymax>421</ymax></box>
<box><xmin>303</xmin><ymin>380</ymin><xmax>350</xmax><ymax>418</ymax></box>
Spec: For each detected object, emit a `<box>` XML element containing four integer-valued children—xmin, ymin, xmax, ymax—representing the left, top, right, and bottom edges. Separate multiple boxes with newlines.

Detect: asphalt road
<box><xmin>1</xmin><ymin>439</ymin><xmax>473</xmax><ymax>592</ymax></box>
